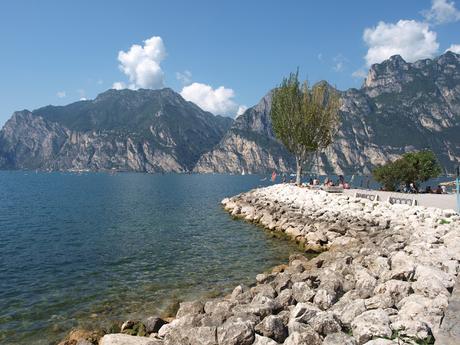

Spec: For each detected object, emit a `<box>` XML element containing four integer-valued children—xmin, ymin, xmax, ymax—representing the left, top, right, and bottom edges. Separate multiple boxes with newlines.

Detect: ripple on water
<box><xmin>0</xmin><ymin>172</ymin><xmax>303</xmax><ymax>345</ymax></box>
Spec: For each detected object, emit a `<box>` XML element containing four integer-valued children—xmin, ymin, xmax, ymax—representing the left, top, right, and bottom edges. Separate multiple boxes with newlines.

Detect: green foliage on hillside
<box><xmin>33</xmin><ymin>88</ymin><xmax>232</xmax><ymax>134</ymax></box>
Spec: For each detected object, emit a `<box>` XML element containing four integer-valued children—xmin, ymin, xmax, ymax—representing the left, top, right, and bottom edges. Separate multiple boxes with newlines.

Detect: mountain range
<box><xmin>1</xmin><ymin>52</ymin><xmax>459</xmax><ymax>174</ymax></box>
<box><xmin>196</xmin><ymin>51</ymin><xmax>460</xmax><ymax>174</ymax></box>
<box><xmin>0</xmin><ymin>88</ymin><xmax>232</xmax><ymax>172</ymax></box>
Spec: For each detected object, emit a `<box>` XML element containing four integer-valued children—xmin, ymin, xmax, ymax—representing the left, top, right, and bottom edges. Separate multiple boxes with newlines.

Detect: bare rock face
<box><xmin>0</xmin><ymin>88</ymin><xmax>232</xmax><ymax>172</ymax></box>
<box><xmin>194</xmin><ymin>92</ymin><xmax>294</xmax><ymax>174</ymax></box>
<box><xmin>2</xmin><ymin>52</ymin><xmax>460</xmax><ymax>174</ymax></box>
<box><xmin>195</xmin><ymin>52</ymin><xmax>460</xmax><ymax>174</ymax></box>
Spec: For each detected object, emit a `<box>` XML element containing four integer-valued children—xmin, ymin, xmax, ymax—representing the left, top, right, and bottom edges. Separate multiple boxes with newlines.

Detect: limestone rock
<box><xmin>291</xmin><ymin>282</ymin><xmax>315</xmax><ymax>303</ymax></box>
<box><xmin>313</xmin><ymin>289</ymin><xmax>335</xmax><ymax>310</ymax></box>
<box><xmin>389</xmin><ymin>251</ymin><xmax>416</xmax><ymax>280</ymax></box>
<box><xmin>361</xmin><ymin>340</ymin><xmax>400</xmax><ymax>345</ymax></box>
<box><xmin>188</xmin><ymin>326</ymin><xmax>218</xmax><ymax>345</ymax></box>
<box><xmin>253</xmin><ymin>334</ymin><xmax>280</xmax><ymax>345</ymax></box>
<box><xmin>289</xmin><ymin>302</ymin><xmax>321</xmax><ymax>324</ymax></box>
<box><xmin>100</xmin><ymin>334</ymin><xmax>162</xmax><ymax>345</ymax></box>
<box><xmin>217</xmin><ymin>320</ymin><xmax>255</xmax><ymax>345</ymax></box>
<box><xmin>351</xmin><ymin>309</ymin><xmax>392</xmax><ymax>344</ymax></box>
<box><xmin>143</xmin><ymin>317</ymin><xmax>168</xmax><ymax>334</ymax></box>
<box><xmin>254</xmin><ymin>315</ymin><xmax>287</xmax><ymax>343</ymax></box>
<box><xmin>373</xmin><ymin>280</ymin><xmax>411</xmax><ymax>305</ymax></box>
<box><xmin>323</xmin><ymin>332</ymin><xmax>357</xmax><ymax>345</ymax></box>
<box><xmin>309</xmin><ymin>311</ymin><xmax>342</xmax><ymax>336</ymax></box>
<box><xmin>282</xmin><ymin>329</ymin><xmax>321</xmax><ymax>345</ymax></box>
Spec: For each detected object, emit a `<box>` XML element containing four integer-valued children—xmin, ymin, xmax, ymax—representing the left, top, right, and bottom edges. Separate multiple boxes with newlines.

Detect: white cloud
<box><xmin>112</xmin><ymin>81</ymin><xmax>126</xmax><ymax>90</ymax></box>
<box><xmin>352</xmin><ymin>69</ymin><xmax>367</xmax><ymax>79</ymax></box>
<box><xmin>56</xmin><ymin>91</ymin><xmax>66</xmax><ymax>98</ymax></box>
<box><xmin>446</xmin><ymin>44</ymin><xmax>460</xmax><ymax>53</ymax></box>
<box><xmin>333</xmin><ymin>61</ymin><xmax>344</xmax><ymax>72</ymax></box>
<box><xmin>423</xmin><ymin>0</ymin><xmax>460</xmax><ymax>24</ymax></box>
<box><xmin>363</xmin><ymin>20</ymin><xmax>439</xmax><ymax>66</ymax></box>
<box><xmin>176</xmin><ymin>70</ymin><xmax>192</xmax><ymax>85</ymax></box>
<box><xmin>332</xmin><ymin>54</ymin><xmax>348</xmax><ymax>72</ymax></box>
<box><xmin>117</xmin><ymin>36</ymin><xmax>166</xmax><ymax>89</ymax></box>
<box><xmin>180</xmin><ymin>82</ymin><xmax>240</xmax><ymax>116</ymax></box>
<box><xmin>80</xmin><ymin>97</ymin><xmax>87</xmax><ymax>101</ymax></box>
<box><xmin>236</xmin><ymin>105</ymin><xmax>248</xmax><ymax>117</ymax></box>
<box><xmin>332</xmin><ymin>54</ymin><xmax>347</xmax><ymax>72</ymax></box>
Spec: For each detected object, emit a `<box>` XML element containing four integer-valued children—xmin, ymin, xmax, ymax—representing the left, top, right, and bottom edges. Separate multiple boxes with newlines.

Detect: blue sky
<box><xmin>1</xmin><ymin>0</ymin><xmax>460</xmax><ymax>125</ymax></box>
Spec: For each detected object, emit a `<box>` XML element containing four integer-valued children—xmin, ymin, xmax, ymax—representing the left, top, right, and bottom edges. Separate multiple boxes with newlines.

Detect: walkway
<box><xmin>344</xmin><ymin>188</ymin><xmax>458</xmax><ymax>210</ymax></box>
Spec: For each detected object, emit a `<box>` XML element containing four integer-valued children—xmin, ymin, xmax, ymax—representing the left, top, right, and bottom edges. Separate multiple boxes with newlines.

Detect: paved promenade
<box><xmin>344</xmin><ymin>188</ymin><xmax>458</xmax><ymax>211</ymax></box>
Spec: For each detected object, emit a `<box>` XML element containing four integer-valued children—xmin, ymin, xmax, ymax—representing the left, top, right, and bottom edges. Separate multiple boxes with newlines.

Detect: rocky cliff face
<box><xmin>0</xmin><ymin>88</ymin><xmax>232</xmax><ymax>172</ymax></box>
<box><xmin>195</xmin><ymin>52</ymin><xmax>460</xmax><ymax>174</ymax></box>
<box><xmin>1</xmin><ymin>53</ymin><xmax>459</xmax><ymax>174</ymax></box>
<box><xmin>195</xmin><ymin>92</ymin><xmax>295</xmax><ymax>174</ymax></box>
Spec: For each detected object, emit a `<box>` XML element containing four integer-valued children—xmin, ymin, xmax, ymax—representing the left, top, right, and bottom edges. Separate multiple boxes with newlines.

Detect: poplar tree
<box><xmin>270</xmin><ymin>71</ymin><xmax>340</xmax><ymax>185</ymax></box>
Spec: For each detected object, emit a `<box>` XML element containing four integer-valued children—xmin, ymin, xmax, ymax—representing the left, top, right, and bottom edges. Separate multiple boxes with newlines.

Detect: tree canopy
<box><xmin>270</xmin><ymin>71</ymin><xmax>340</xmax><ymax>184</ymax></box>
<box><xmin>372</xmin><ymin>150</ymin><xmax>442</xmax><ymax>191</ymax></box>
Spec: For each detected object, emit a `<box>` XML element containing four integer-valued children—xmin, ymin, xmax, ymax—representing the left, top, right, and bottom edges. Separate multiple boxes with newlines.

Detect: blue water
<box><xmin>0</xmin><ymin>172</ymin><xmax>304</xmax><ymax>345</ymax></box>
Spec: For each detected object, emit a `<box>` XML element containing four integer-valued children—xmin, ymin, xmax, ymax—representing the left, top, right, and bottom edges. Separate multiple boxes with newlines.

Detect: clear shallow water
<box><xmin>0</xmin><ymin>172</ymin><xmax>303</xmax><ymax>345</ymax></box>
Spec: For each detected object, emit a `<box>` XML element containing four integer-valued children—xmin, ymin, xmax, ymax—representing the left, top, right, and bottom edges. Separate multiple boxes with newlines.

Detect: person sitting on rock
<box><xmin>324</xmin><ymin>178</ymin><xmax>334</xmax><ymax>187</ymax></box>
<box><xmin>337</xmin><ymin>175</ymin><xmax>345</xmax><ymax>186</ymax></box>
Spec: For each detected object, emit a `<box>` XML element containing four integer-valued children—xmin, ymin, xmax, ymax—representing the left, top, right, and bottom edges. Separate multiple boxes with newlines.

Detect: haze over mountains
<box><xmin>1</xmin><ymin>52</ymin><xmax>459</xmax><ymax>174</ymax></box>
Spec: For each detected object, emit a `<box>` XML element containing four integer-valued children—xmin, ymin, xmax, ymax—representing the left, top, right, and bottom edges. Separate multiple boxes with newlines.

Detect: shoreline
<box><xmin>61</xmin><ymin>184</ymin><xmax>459</xmax><ymax>345</ymax></box>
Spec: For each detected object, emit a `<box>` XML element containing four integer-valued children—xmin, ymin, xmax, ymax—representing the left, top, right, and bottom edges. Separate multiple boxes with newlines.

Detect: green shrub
<box><xmin>372</xmin><ymin>150</ymin><xmax>442</xmax><ymax>191</ymax></box>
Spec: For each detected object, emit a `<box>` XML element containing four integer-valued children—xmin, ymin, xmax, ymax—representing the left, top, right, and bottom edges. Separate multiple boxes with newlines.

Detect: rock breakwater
<box><xmin>71</xmin><ymin>184</ymin><xmax>460</xmax><ymax>345</ymax></box>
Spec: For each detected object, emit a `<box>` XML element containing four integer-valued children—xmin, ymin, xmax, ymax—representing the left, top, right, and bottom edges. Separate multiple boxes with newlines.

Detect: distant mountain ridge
<box><xmin>1</xmin><ymin>52</ymin><xmax>459</xmax><ymax>174</ymax></box>
<box><xmin>0</xmin><ymin>88</ymin><xmax>232</xmax><ymax>172</ymax></box>
<box><xmin>195</xmin><ymin>51</ymin><xmax>460</xmax><ymax>174</ymax></box>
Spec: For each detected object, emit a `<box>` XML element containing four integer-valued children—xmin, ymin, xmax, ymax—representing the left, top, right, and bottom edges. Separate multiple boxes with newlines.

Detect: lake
<box><xmin>0</xmin><ymin>172</ymin><xmax>303</xmax><ymax>345</ymax></box>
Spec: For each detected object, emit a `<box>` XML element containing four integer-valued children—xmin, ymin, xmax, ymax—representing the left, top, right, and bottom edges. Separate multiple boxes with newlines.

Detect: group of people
<box><xmin>304</xmin><ymin>175</ymin><xmax>350</xmax><ymax>189</ymax></box>
<box><xmin>269</xmin><ymin>171</ymin><xmax>452</xmax><ymax>195</ymax></box>
<box><xmin>396</xmin><ymin>182</ymin><xmax>447</xmax><ymax>194</ymax></box>
<box><xmin>424</xmin><ymin>185</ymin><xmax>447</xmax><ymax>194</ymax></box>
<box><xmin>271</xmin><ymin>172</ymin><xmax>351</xmax><ymax>189</ymax></box>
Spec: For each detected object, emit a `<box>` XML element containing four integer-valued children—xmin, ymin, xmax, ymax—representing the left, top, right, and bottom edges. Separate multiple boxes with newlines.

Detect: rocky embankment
<box><xmin>62</xmin><ymin>184</ymin><xmax>459</xmax><ymax>345</ymax></box>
